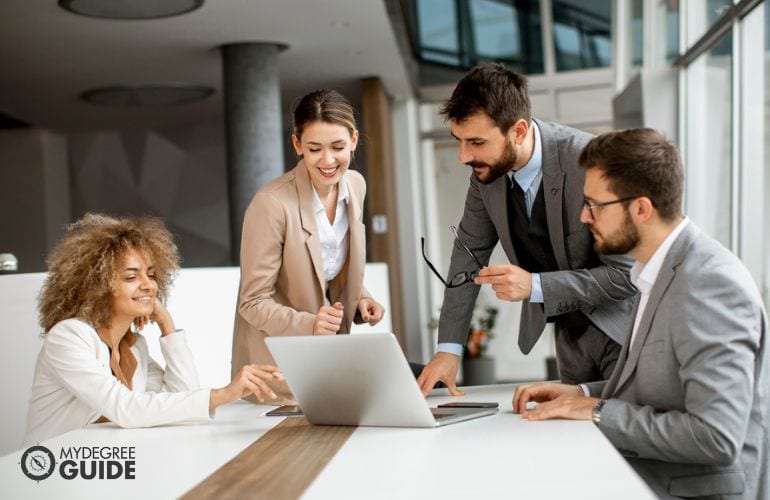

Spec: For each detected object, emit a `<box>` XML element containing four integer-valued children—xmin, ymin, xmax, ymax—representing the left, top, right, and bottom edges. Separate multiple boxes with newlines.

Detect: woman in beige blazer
<box><xmin>232</xmin><ymin>89</ymin><xmax>385</xmax><ymax>403</ymax></box>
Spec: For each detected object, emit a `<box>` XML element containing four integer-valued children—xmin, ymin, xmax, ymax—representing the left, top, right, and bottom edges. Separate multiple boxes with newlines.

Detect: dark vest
<box><xmin>507</xmin><ymin>179</ymin><xmax>558</xmax><ymax>273</ymax></box>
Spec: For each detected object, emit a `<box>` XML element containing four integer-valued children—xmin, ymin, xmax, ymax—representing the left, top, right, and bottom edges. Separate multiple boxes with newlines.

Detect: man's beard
<box><xmin>594</xmin><ymin>209</ymin><xmax>640</xmax><ymax>255</ymax></box>
<box><xmin>468</xmin><ymin>140</ymin><xmax>517</xmax><ymax>184</ymax></box>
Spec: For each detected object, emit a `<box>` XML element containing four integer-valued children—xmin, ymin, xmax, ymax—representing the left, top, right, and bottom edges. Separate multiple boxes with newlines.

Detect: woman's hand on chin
<box><xmin>133</xmin><ymin>298</ymin><xmax>176</xmax><ymax>336</ymax></box>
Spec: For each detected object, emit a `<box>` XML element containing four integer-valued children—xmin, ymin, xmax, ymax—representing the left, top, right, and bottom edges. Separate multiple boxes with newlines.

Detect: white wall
<box><xmin>0</xmin><ymin>273</ymin><xmax>47</xmax><ymax>457</ymax></box>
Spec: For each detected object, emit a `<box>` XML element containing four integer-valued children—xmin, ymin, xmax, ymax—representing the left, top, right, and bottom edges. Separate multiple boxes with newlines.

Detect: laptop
<box><xmin>265</xmin><ymin>333</ymin><xmax>498</xmax><ymax>427</ymax></box>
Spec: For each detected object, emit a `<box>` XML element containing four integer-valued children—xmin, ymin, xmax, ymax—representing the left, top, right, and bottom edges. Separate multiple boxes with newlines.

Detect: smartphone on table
<box><xmin>265</xmin><ymin>404</ymin><xmax>304</xmax><ymax>416</ymax></box>
<box><xmin>437</xmin><ymin>402</ymin><xmax>499</xmax><ymax>409</ymax></box>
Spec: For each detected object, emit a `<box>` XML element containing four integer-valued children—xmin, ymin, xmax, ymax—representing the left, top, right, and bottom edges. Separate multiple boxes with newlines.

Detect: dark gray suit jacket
<box><xmin>438</xmin><ymin>120</ymin><xmax>637</xmax><ymax>353</ymax></box>
<box><xmin>587</xmin><ymin>222</ymin><xmax>769</xmax><ymax>499</ymax></box>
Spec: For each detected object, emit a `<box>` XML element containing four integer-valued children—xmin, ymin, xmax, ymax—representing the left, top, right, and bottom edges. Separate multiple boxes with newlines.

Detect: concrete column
<box><xmin>221</xmin><ymin>42</ymin><xmax>286</xmax><ymax>263</ymax></box>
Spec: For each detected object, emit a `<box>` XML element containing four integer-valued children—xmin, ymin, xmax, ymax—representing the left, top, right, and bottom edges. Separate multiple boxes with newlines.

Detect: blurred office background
<box><xmin>1</xmin><ymin>0</ymin><xmax>767</xmax><ymax>382</ymax></box>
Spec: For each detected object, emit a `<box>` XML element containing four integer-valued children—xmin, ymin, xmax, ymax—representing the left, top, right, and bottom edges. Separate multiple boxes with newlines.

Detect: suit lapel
<box><xmin>609</xmin><ymin>223</ymin><xmax>696</xmax><ymax>395</ymax></box>
<box><xmin>602</xmin><ymin>294</ymin><xmax>641</xmax><ymax>397</ymax></box>
<box><xmin>295</xmin><ymin>162</ymin><xmax>326</xmax><ymax>296</ymax></box>
<box><xmin>536</xmin><ymin>120</ymin><xmax>569</xmax><ymax>270</ymax></box>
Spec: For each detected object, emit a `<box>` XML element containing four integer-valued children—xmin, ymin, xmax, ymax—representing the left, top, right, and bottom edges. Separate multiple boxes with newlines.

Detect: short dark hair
<box><xmin>579</xmin><ymin>128</ymin><xmax>684</xmax><ymax>221</ymax></box>
<box><xmin>292</xmin><ymin>89</ymin><xmax>357</xmax><ymax>139</ymax></box>
<box><xmin>440</xmin><ymin>63</ymin><xmax>531</xmax><ymax>133</ymax></box>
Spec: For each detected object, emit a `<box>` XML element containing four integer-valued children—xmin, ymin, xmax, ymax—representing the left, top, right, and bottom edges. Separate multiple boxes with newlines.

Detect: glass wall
<box><xmin>414</xmin><ymin>0</ymin><xmax>543</xmax><ymax>73</ymax></box>
<box><xmin>675</xmin><ymin>0</ymin><xmax>768</xmax><ymax>306</ymax></box>
<box><xmin>631</xmin><ymin>0</ymin><xmax>644</xmax><ymax>67</ymax></box>
<box><xmin>416</xmin><ymin>0</ymin><xmax>461</xmax><ymax>66</ymax></box>
<box><xmin>551</xmin><ymin>0</ymin><xmax>612</xmax><ymax>70</ymax></box>
<box><xmin>413</xmin><ymin>0</ymin><xmax>613</xmax><ymax>75</ymax></box>
<box><xmin>686</xmin><ymin>0</ymin><xmax>734</xmax><ymax>48</ymax></box>
<box><xmin>684</xmin><ymin>31</ymin><xmax>733</xmax><ymax>248</ymax></box>
<box><xmin>760</xmin><ymin>0</ymin><xmax>769</xmax><ymax>304</ymax></box>
<box><xmin>658</xmin><ymin>0</ymin><xmax>679</xmax><ymax>63</ymax></box>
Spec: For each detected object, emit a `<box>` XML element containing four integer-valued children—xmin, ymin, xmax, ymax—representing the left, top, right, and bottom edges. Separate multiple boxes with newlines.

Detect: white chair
<box><xmin>0</xmin><ymin>272</ymin><xmax>47</xmax><ymax>456</ymax></box>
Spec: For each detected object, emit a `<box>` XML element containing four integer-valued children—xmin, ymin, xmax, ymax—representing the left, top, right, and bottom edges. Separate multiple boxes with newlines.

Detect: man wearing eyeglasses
<box><xmin>418</xmin><ymin>63</ymin><xmax>638</xmax><ymax>396</ymax></box>
<box><xmin>512</xmin><ymin>128</ymin><xmax>768</xmax><ymax>500</ymax></box>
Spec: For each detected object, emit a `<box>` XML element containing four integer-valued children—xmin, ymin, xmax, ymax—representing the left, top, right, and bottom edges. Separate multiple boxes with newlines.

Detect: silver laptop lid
<box><xmin>266</xmin><ymin>333</ymin><xmax>437</xmax><ymax>427</ymax></box>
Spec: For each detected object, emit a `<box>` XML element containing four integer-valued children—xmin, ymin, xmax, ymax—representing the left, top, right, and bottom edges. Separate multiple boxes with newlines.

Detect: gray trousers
<box><xmin>553</xmin><ymin>311</ymin><xmax>621</xmax><ymax>384</ymax></box>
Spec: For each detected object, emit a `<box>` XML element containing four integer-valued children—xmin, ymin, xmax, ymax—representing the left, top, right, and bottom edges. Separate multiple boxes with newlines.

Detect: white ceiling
<box><xmin>0</xmin><ymin>0</ymin><xmax>413</xmax><ymax>131</ymax></box>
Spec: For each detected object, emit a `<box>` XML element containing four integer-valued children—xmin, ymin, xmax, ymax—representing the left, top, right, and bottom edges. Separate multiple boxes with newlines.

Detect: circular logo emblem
<box><xmin>20</xmin><ymin>445</ymin><xmax>56</xmax><ymax>481</ymax></box>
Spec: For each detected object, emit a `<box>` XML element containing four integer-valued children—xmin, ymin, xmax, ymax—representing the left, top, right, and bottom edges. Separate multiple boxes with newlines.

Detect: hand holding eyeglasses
<box><xmin>474</xmin><ymin>264</ymin><xmax>532</xmax><ymax>302</ymax></box>
<box><xmin>421</xmin><ymin>225</ymin><xmax>483</xmax><ymax>289</ymax></box>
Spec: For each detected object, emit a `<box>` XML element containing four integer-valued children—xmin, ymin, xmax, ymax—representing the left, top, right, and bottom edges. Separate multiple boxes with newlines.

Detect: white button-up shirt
<box><xmin>579</xmin><ymin>216</ymin><xmax>690</xmax><ymax>398</ymax></box>
<box><xmin>311</xmin><ymin>179</ymin><xmax>350</xmax><ymax>302</ymax></box>
<box><xmin>628</xmin><ymin>217</ymin><xmax>690</xmax><ymax>348</ymax></box>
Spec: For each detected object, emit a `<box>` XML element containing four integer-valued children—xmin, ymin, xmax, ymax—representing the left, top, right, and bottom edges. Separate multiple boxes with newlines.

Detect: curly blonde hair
<box><xmin>38</xmin><ymin>213</ymin><xmax>180</xmax><ymax>332</ymax></box>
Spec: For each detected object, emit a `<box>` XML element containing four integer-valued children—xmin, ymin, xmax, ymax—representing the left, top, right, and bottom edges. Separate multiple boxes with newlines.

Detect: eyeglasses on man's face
<box><xmin>421</xmin><ymin>225</ymin><xmax>483</xmax><ymax>288</ymax></box>
<box><xmin>582</xmin><ymin>196</ymin><xmax>639</xmax><ymax>221</ymax></box>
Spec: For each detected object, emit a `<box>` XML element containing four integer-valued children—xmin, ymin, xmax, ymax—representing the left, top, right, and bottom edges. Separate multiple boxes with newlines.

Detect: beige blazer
<box><xmin>231</xmin><ymin>162</ymin><xmax>370</xmax><ymax>402</ymax></box>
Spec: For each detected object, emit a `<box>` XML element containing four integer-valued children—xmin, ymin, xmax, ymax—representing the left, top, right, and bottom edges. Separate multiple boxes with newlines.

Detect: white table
<box><xmin>0</xmin><ymin>385</ymin><xmax>655</xmax><ymax>499</ymax></box>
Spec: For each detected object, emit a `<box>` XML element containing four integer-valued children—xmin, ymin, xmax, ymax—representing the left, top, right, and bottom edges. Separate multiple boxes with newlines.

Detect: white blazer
<box><xmin>24</xmin><ymin>318</ymin><xmax>212</xmax><ymax>445</ymax></box>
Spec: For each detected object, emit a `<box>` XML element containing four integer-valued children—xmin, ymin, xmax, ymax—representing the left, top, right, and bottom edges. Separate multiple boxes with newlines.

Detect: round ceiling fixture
<box><xmin>58</xmin><ymin>0</ymin><xmax>204</xmax><ymax>20</ymax></box>
<box><xmin>80</xmin><ymin>84</ymin><xmax>214</xmax><ymax>107</ymax></box>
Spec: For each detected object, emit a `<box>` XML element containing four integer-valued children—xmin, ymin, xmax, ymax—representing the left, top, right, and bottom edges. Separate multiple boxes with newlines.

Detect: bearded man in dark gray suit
<box><xmin>418</xmin><ymin>63</ymin><xmax>637</xmax><ymax>395</ymax></box>
<box><xmin>514</xmin><ymin>128</ymin><xmax>769</xmax><ymax>499</ymax></box>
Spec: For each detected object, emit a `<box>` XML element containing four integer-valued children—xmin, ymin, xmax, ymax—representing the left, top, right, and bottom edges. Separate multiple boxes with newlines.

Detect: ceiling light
<box><xmin>80</xmin><ymin>84</ymin><xmax>214</xmax><ymax>107</ymax></box>
<box><xmin>58</xmin><ymin>0</ymin><xmax>204</xmax><ymax>20</ymax></box>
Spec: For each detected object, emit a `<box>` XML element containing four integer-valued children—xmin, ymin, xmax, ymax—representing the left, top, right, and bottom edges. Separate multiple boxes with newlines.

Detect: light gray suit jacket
<box><xmin>438</xmin><ymin>120</ymin><xmax>637</xmax><ymax>353</ymax></box>
<box><xmin>586</xmin><ymin>223</ymin><xmax>769</xmax><ymax>499</ymax></box>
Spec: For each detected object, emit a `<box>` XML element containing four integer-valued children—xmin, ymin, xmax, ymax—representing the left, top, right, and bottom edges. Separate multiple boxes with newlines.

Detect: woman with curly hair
<box><xmin>24</xmin><ymin>213</ymin><xmax>281</xmax><ymax>445</ymax></box>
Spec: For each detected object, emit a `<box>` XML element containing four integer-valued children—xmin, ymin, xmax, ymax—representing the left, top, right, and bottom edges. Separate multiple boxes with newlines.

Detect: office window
<box><xmin>686</xmin><ymin>0</ymin><xmax>733</xmax><ymax>49</ymax></box>
<box><xmin>659</xmin><ymin>0</ymin><xmax>679</xmax><ymax>63</ymax></box>
<box><xmin>470</xmin><ymin>0</ymin><xmax>543</xmax><ymax>72</ymax></box>
<box><xmin>622</xmin><ymin>0</ymin><xmax>681</xmax><ymax>68</ymax></box>
<box><xmin>631</xmin><ymin>0</ymin><xmax>644</xmax><ymax>67</ymax></box>
<box><xmin>752</xmin><ymin>0</ymin><xmax>770</xmax><ymax>308</ymax></box>
<box><xmin>685</xmin><ymin>31</ymin><xmax>733</xmax><ymax>248</ymax></box>
<box><xmin>552</xmin><ymin>0</ymin><xmax>611</xmax><ymax>71</ymax></box>
<box><xmin>414</xmin><ymin>0</ymin><xmax>544</xmax><ymax>73</ymax></box>
<box><xmin>417</xmin><ymin>0</ymin><xmax>461</xmax><ymax>65</ymax></box>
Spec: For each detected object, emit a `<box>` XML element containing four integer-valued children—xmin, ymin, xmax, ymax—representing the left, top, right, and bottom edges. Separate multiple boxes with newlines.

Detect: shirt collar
<box><xmin>507</xmin><ymin>120</ymin><xmax>542</xmax><ymax>192</ymax></box>
<box><xmin>311</xmin><ymin>177</ymin><xmax>350</xmax><ymax>215</ymax></box>
<box><xmin>630</xmin><ymin>217</ymin><xmax>690</xmax><ymax>293</ymax></box>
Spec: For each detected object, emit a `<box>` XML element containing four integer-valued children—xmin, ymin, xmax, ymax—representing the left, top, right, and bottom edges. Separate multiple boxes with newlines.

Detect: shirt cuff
<box><xmin>578</xmin><ymin>384</ymin><xmax>590</xmax><ymax>397</ymax></box>
<box><xmin>437</xmin><ymin>343</ymin><xmax>463</xmax><ymax>357</ymax></box>
<box><xmin>158</xmin><ymin>329</ymin><xmax>187</xmax><ymax>347</ymax></box>
<box><xmin>529</xmin><ymin>273</ymin><xmax>543</xmax><ymax>303</ymax></box>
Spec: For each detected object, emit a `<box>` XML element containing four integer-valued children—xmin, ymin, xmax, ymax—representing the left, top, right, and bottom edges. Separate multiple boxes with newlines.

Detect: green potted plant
<box><xmin>462</xmin><ymin>304</ymin><xmax>498</xmax><ymax>386</ymax></box>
